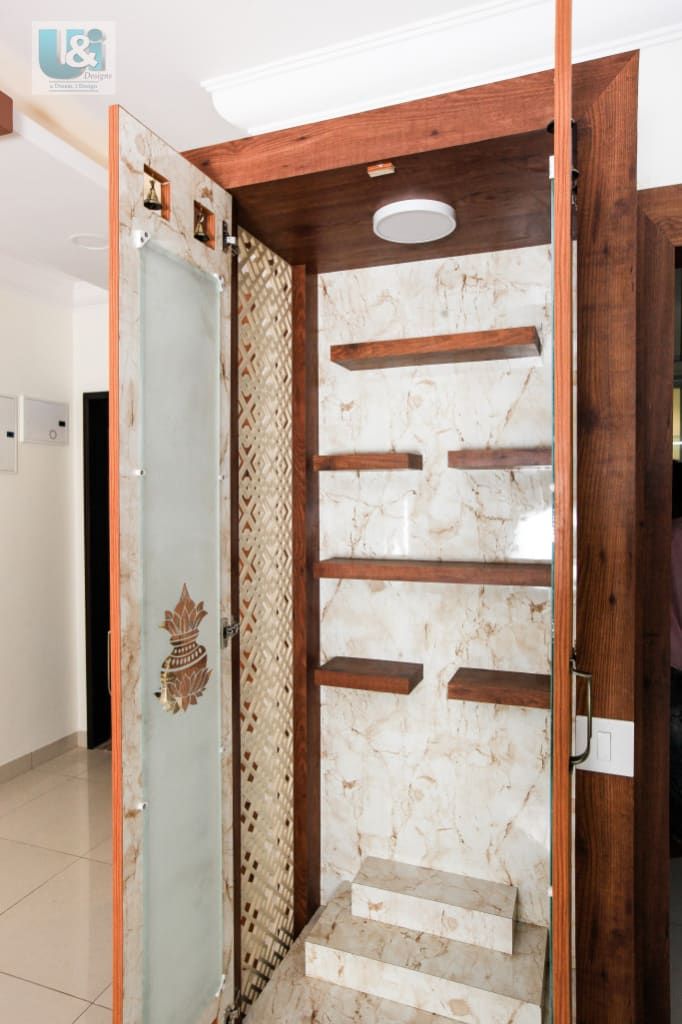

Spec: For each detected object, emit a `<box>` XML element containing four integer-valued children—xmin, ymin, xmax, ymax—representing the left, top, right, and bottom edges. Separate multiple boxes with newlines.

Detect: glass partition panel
<box><xmin>140</xmin><ymin>241</ymin><xmax>223</xmax><ymax>1023</ymax></box>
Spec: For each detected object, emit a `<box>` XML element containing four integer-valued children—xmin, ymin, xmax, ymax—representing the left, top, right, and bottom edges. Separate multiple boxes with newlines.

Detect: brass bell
<box><xmin>143</xmin><ymin>176</ymin><xmax>162</xmax><ymax>211</ymax></box>
<box><xmin>194</xmin><ymin>208</ymin><xmax>210</xmax><ymax>243</ymax></box>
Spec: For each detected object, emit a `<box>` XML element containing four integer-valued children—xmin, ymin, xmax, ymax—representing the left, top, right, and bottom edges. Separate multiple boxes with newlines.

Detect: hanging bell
<box><xmin>194</xmin><ymin>208</ymin><xmax>210</xmax><ymax>243</ymax></box>
<box><xmin>143</xmin><ymin>176</ymin><xmax>163</xmax><ymax>211</ymax></box>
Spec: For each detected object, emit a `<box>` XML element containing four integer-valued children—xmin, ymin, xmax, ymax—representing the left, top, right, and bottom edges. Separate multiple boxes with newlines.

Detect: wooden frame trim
<box><xmin>552</xmin><ymin>2</ymin><xmax>573</xmax><ymax>1021</ymax></box>
<box><xmin>635</xmin><ymin>183</ymin><xmax>682</xmax><ymax>1023</ymax></box>
<box><xmin>574</xmin><ymin>51</ymin><xmax>639</xmax><ymax>1024</ymax></box>
<box><xmin>0</xmin><ymin>91</ymin><xmax>12</xmax><ymax>136</ymax></box>
<box><xmin>292</xmin><ymin>265</ymin><xmax>320</xmax><ymax>933</ymax></box>
<box><xmin>108</xmin><ymin>104</ymin><xmax>123</xmax><ymax>1024</ymax></box>
<box><xmin>184</xmin><ymin>52</ymin><xmax>635</xmax><ymax>189</ymax></box>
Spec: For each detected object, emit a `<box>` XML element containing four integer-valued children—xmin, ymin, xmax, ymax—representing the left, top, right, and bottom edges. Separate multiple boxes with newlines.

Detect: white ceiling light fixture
<box><xmin>69</xmin><ymin>233</ymin><xmax>108</xmax><ymax>251</ymax></box>
<box><xmin>373</xmin><ymin>199</ymin><xmax>456</xmax><ymax>244</ymax></box>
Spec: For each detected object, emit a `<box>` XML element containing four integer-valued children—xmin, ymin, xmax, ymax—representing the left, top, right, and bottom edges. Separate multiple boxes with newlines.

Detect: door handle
<box><xmin>107</xmin><ymin>630</ymin><xmax>112</xmax><ymax>696</ymax></box>
<box><xmin>570</xmin><ymin>650</ymin><xmax>592</xmax><ymax>769</ymax></box>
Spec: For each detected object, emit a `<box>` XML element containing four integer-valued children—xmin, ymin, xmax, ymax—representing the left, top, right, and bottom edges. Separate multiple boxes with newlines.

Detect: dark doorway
<box><xmin>84</xmin><ymin>392</ymin><xmax>111</xmax><ymax>748</ymax></box>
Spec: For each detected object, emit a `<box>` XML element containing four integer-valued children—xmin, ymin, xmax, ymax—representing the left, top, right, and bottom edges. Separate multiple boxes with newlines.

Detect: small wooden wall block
<box><xmin>314</xmin><ymin>558</ymin><xmax>552</xmax><ymax>587</ymax></box>
<box><xmin>313</xmin><ymin>452</ymin><xmax>422</xmax><ymax>471</ymax></box>
<box><xmin>447</xmin><ymin>448</ymin><xmax>552</xmax><ymax>469</ymax></box>
<box><xmin>330</xmin><ymin>327</ymin><xmax>540</xmax><ymax>370</ymax></box>
<box><xmin>315</xmin><ymin>657</ymin><xmax>423</xmax><ymax>695</ymax></box>
<box><xmin>447</xmin><ymin>668</ymin><xmax>551</xmax><ymax>709</ymax></box>
<box><xmin>0</xmin><ymin>91</ymin><xmax>12</xmax><ymax>136</ymax></box>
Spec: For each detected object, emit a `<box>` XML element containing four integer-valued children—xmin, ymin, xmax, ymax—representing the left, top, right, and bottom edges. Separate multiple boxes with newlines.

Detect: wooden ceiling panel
<box><xmin>233</xmin><ymin>130</ymin><xmax>552</xmax><ymax>273</ymax></box>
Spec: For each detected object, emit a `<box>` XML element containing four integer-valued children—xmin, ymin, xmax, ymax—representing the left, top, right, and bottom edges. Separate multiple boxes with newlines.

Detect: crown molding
<box><xmin>203</xmin><ymin>2</ymin><xmax>682</xmax><ymax>139</ymax></box>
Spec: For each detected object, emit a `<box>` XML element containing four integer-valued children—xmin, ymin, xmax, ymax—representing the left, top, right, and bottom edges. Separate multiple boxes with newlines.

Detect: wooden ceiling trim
<box><xmin>0</xmin><ymin>92</ymin><xmax>13</xmax><ymax>136</ymax></box>
<box><xmin>184</xmin><ymin>51</ymin><xmax>635</xmax><ymax>190</ymax></box>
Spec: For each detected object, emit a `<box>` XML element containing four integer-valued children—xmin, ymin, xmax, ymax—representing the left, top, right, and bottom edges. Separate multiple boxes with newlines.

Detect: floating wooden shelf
<box><xmin>314</xmin><ymin>558</ymin><xmax>552</xmax><ymax>587</ymax></box>
<box><xmin>313</xmin><ymin>452</ymin><xmax>422</xmax><ymax>471</ymax></box>
<box><xmin>330</xmin><ymin>327</ymin><xmax>540</xmax><ymax>370</ymax></box>
<box><xmin>447</xmin><ymin>447</ymin><xmax>552</xmax><ymax>470</ymax></box>
<box><xmin>447</xmin><ymin>667</ymin><xmax>551</xmax><ymax>709</ymax></box>
<box><xmin>314</xmin><ymin>656</ymin><xmax>423</xmax><ymax>695</ymax></box>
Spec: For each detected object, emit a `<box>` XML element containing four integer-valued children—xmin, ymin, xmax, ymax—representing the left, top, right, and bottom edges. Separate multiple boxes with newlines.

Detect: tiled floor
<box><xmin>672</xmin><ymin>858</ymin><xmax>682</xmax><ymax>1022</ymax></box>
<box><xmin>0</xmin><ymin>747</ymin><xmax>112</xmax><ymax>1022</ymax></box>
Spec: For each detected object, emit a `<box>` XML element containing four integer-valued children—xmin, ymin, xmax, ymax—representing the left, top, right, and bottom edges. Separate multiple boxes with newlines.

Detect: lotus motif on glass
<box><xmin>156</xmin><ymin>583</ymin><xmax>212</xmax><ymax>714</ymax></box>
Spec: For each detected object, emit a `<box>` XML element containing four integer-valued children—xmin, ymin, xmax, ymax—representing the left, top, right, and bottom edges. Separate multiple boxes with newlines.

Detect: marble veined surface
<box><xmin>317</xmin><ymin>248</ymin><xmax>553</xmax><ymax>927</ymax></box>
<box><xmin>305</xmin><ymin>887</ymin><xmax>546</xmax><ymax>1024</ymax></box>
<box><xmin>352</xmin><ymin>856</ymin><xmax>517</xmax><ymax>952</ymax></box>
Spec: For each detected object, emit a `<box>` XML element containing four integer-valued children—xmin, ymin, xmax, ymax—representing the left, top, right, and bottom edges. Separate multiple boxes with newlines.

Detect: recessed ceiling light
<box><xmin>69</xmin><ymin>233</ymin><xmax>107</xmax><ymax>251</ymax></box>
<box><xmin>373</xmin><ymin>199</ymin><xmax>456</xmax><ymax>244</ymax></box>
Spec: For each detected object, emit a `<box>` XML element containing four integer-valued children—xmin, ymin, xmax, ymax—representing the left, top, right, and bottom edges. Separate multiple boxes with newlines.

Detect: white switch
<box><xmin>574</xmin><ymin>715</ymin><xmax>634</xmax><ymax>777</ymax></box>
<box><xmin>597</xmin><ymin>730</ymin><xmax>612</xmax><ymax>762</ymax></box>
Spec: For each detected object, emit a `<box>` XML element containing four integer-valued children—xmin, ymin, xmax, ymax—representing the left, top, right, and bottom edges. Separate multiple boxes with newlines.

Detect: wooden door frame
<box><xmin>182</xmin><ymin>48</ymin><xmax>638</xmax><ymax>1024</ymax></box>
<box><xmin>635</xmin><ymin>184</ymin><xmax>682</xmax><ymax>1022</ymax></box>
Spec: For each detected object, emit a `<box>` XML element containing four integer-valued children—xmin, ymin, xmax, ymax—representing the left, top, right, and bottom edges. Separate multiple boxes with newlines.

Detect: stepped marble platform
<box><xmin>244</xmin><ymin>898</ymin><xmax>455</xmax><ymax>1024</ymax></box>
<box><xmin>352</xmin><ymin>856</ymin><xmax>518</xmax><ymax>954</ymax></box>
<box><xmin>305</xmin><ymin>890</ymin><xmax>547</xmax><ymax>1024</ymax></box>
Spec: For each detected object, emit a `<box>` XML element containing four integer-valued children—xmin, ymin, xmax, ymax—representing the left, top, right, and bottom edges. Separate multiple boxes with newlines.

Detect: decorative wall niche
<box><xmin>143</xmin><ymin>165</ymin><xmax>171</xmax><ymax>220</ymax></box>
<box><xmin>194</xmin><ymin>200</ymin><xmax>215</xmax><ymax>248</ymax></box>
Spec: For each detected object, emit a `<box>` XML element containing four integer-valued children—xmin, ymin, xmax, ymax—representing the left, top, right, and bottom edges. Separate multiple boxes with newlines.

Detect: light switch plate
<box><xmin>574</xmin><ymin>715</ymin><xmax>634</xmax><ymax>777</ymax></box>
<box><xmin>0</xmin><ymin>395</ymin><xmax>18</xmax><ymax>472</ymax></box>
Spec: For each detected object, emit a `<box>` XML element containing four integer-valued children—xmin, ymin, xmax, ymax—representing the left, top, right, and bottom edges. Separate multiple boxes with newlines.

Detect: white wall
<box><xmin>0</xmin><ymin>282</ymin><xmax>76</xmax><ymax>766</ymax></box>
<box><xmin>71</xmin><ymin>299</ymin><xmax>109</xmax><ymax>737</ymax></box>
<box><xmin>638</xmin><ymin>34</ymin><xmax>682</xmax><ymax>190</ymax></box>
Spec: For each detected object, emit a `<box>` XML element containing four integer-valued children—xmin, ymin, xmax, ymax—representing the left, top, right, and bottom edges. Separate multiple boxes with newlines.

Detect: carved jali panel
<box><xmin>237</xmin><ymin>229</ymin><xmax>294</xmax><ymax>1007</ymax></box>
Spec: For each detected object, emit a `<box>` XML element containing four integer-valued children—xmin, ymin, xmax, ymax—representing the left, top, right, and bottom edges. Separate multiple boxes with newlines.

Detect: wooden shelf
<box><xmin>447</xmin><ymin>667</ymin><xmax>551</xmax><ymax>709</ymax></box>
<box><xmin>314</xmin><ymin>558</ymin><xmax>552</xmax><ymax>587</ymax></box>
<box><xmin>447</xmin><ymin>447</ymin><xmax>552</xmax><ymax>470</ymax></box>
<box><xmin>314</xmin><ymin>657</ymin><xmax>423</xmax><ymax>695</ymax></box>
<box><xmin>313</xmin><ymin>452</ymin><xmax>422</xmax><ymax>471</ymax></box>
<box><xmin>330</xmin><ymin>327</ymin><xmax>540</xmax><ymax>370</ymax></box>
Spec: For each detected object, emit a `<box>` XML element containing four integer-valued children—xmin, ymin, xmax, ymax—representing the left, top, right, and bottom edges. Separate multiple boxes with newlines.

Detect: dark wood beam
<box><xmin>184</xmin><ymin>52</ymin><xmax>635</xmax><ymax>189</ymax></box>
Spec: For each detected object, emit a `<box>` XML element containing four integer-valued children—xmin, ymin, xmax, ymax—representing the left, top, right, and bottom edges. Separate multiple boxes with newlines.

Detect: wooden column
<box><xmin>635</xmin><ymin>184</ymin><xmax>682</xmax><ymax>1023</ymax></box>
<box><xmin>575</xmin><ymin>52</ymin><xmax>639</xmax><ymax>1024</ymax></box>
<box><xmin>292</xmin><ymin>265</ymin><xmax>320</xmax><ymax>933</ymax></box>
<box><xmin>552</xmin><ymin>1</ymin><xmax>574</xmax><ymax>1020</ymax></box>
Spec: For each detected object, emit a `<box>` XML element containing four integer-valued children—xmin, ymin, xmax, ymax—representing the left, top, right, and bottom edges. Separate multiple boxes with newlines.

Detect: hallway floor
<box><xmin>0</xmin><ymin>747</ymin><xmax>112</xmax><ymax>1022</ymax></box>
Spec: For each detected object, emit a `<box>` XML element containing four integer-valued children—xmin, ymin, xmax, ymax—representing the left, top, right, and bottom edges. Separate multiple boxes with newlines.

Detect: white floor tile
<box><xmin>94</xmin><ymin>983</ymin><xmax>113</xmax><ymax>1009</ymax></box>
<box><xmin>0</xmin><ymin>838</ymin><xmax>76</xmax><ymax>913</ymax></box>
<box><xmin>671</xmin><ymin>858</ymin><xmax>682</xmax><ymax>927</ymax></box>
<box><xmin>0</xmin><ymin>776</ymin><xmax>111</xmax><ymax>856</ymax></box>
<box><xmin>0</xmin><ymin>769</ymin><xmax>64</xmax><ymax>818</ymax></box>
<box><xmin>0</xmin><ymin>858</ymin><xmax>112</xmax><ymax>1002</ymax></box>
<box><xmin>38</xmin><ymin>748</ymin><xmax>112</xmax><ymax>783</ymax></box>
<box><xmin>0</xmin><ymin>970</ymin><xmax>89</xmax><ymax>1024</ymax></box>
<box><xmin>74</xmin><ymin>1004</ymin><xmax>112</xmax><ymax>1023</ymax></box>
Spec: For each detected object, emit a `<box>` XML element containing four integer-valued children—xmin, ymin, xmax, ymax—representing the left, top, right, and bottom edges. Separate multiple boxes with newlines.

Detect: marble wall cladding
<box><xmin>317</xmin><ymin>247</ymin><xmax>553</xmax><ymax>927</ymax></box>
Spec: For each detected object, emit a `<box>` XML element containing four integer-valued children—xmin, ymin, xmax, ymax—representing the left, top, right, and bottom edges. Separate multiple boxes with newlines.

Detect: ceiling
<box><xmin>235</xmin><ymin>131</ymin><xmax>552</xmax><ymax>274</ymax></box>
<box><xmin>0</xmin><ymin>112</ymin><xmax>107</xmax><ymax>297</ymax></box>
<box><xmin>0</xmin><ymin>0</ymin><xmax>679</xmax><ymax>297</ymax></box>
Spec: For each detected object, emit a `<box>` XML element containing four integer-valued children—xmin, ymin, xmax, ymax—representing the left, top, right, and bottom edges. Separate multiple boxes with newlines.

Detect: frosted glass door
<box><xmin>110</xmin><ymin>105</ymin><xmax>234</xmax><ymax>1024</ymax></box>
<box><xmin>140</xmin><ymin>242</ymin><xmax>223</xmax><ymax>1022</ymax></box>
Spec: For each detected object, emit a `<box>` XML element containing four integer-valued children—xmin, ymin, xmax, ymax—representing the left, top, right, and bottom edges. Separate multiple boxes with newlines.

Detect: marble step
<box><xmin>352</xmin><ymin>857</ymin><xmax>517</xmax><ymax>954</ymax></box>
<box><xmin>305</xmin><ymin>891</ymin><xmax>547</xmax><ymax>1024</ymax></box>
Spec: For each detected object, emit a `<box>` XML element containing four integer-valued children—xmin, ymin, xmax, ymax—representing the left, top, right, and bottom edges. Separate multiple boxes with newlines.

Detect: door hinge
<box><xmin>221</xmin><ymin>618</ymin><xmax>239</xmax><ymax>647</ymax></box>
<box><xmin>222</xmin><ymin>221</ymin><xmax>238</xmax><ymax>255</ymax></box>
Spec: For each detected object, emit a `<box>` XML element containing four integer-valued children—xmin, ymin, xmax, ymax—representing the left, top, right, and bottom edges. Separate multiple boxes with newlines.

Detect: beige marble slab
<box><xmin>245</xmin><ymin>903</ymin><xmax>455</xmax><ymax>1024</ymax></box>
<box><xmin>352</xmin><ymin>856</ymin><xmax>517</xmax><ymax>953</ymax></box>
<box><xmin>305</xmin><ymin>888</ymin><xmax>546</xmax><ymax>1024</ymax></box>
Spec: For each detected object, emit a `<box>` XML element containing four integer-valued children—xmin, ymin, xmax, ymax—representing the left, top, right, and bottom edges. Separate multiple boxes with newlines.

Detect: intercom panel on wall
<box><xmin>0</xmin><ymin>395</ymin><xmax>18</xmax><ymax>472</ymax></box>
<box><xmin>19</xmin><ymin>396</ymin><xmax>69</xmax><ymax>445</ymax></box>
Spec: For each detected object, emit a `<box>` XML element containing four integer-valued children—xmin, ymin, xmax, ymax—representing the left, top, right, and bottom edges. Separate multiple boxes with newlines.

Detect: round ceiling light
<box><xmin>373</xmin><ymin>199</ymin><xmax>456</xmax><ymax>244</ymax></box>
<box><xmin>69</xmin><ymin>233</ymin><xmax>107</xmax><ymax>251</ymax></box>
